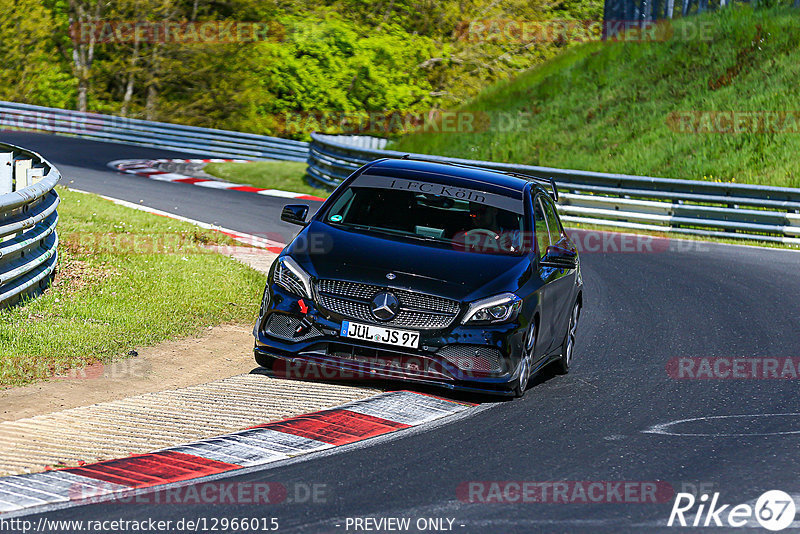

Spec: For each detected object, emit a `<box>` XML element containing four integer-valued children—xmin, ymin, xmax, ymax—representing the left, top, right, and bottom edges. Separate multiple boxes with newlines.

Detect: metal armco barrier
<box><xmin>308</xmin><ymin>133</ymin><xmax>800</xmax><ymax>245</ymax></box>
<box><xmin>0</xmin><ymin>101</ymin><xmax>309</xmax><ymax>162</ymax></box>
<box><xmin>3</xmin><ymin>100</ymin><xmax>799</xmax><ymax>245</ymax></box>
<box><xmin>0</xmin><ymin>143</ymin><xmax>60</xmax><ymax>307</ymax></box>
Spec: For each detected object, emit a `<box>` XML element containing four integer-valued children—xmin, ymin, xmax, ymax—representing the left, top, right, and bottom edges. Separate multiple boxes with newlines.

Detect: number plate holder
<box><xmin>340</xmin><ymin>321</ymin><xmax>420</xmax><ymax>349</ymax></box>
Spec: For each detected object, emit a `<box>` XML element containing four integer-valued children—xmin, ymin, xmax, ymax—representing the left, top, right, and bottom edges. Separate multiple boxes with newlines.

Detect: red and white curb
<box><xmin>108</xmin><ymin>158</ymin><xmax>325</xmax><ymax>201</ymax></box>
<box><xmin>0</xmin><ymin>391</ymin><xmax>476</xmax><ymax>515</ymax></box>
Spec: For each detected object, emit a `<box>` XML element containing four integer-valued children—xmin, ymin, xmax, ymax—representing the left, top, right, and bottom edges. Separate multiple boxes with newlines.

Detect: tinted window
<box><xmin>533</xmin><ymin>197</ymin><xmax>548</xmax><ymax>258</ymax></box>
<box><xmin>324</xmin><ymin>177</ymin><xmax>527</xmax><ymax>255</ymax></box>
<box><xmin>541</xmin><ymin>197</ymin><xmax>563</xmax><ymax>247</ymax></box>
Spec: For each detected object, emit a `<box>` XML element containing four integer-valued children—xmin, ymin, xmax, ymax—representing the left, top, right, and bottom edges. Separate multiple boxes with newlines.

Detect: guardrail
<box><xmin>0</xmin><ymin>101</ymin><xmax>309</xmax><ymax>162</ymax></box>
<box><xmin>0</xmin><ymin>143</ymin><xmax>60</xmax><ymax>307</ymax></box>
<box><xmin>307</xmin><ymin>133</ymin><xmax>800</xmax><ymax>245</ymax></box>
<box><xmin>3</xmin><ymin>101</ymin><xmax>799</xmax><ymax>246</ymax></box>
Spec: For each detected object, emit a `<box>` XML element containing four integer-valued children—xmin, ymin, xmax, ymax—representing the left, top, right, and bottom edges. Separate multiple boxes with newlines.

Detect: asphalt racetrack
<box><xmin>4</xmin><ymin>130</ymin><xmax>800</xmax><ymax>533</ymax></box>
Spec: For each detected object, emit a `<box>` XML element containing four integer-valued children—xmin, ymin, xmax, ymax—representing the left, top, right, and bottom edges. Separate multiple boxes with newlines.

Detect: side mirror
<box><xmin>281</xmin><ymin>204</ymin><xmax>309</xmax><ymax>226</ymax></box>
<box><xmin>541</xmin><ymin>244</ymin><xmax>577</xmax><ymax>268</ymax></box>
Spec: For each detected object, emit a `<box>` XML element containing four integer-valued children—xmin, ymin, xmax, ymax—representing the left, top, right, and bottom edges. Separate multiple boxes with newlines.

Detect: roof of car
<box><xmin>361</xmin><ymin>158</ymin><xmax>542</xmax><ymax>198</ymax></box>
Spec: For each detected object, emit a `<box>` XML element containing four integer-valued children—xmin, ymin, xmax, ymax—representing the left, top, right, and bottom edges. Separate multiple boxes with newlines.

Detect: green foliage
<box><xmin>391</xmin><ymin>6</ymin><xmax>800</xmax><ymax>187</ymax></box>
<box><xmin>0</xmin><ymin>0</ymin><xmax>603</xmax><ymax>135</ymax></box>
<box><xmin>248</xmin><ymin>14</ymin><xmax>439</xmax><ymax>135</ymax></box>
<box><xmin>0</xmin><ymin>0</ymin><xmax>74</xmax><ymax>107</ymax></box>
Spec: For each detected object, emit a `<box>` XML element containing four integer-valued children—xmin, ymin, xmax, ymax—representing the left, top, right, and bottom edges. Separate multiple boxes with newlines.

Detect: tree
<box><xmin>67</xmin><ymin>0</ymin><xmax>104</xmax><ymax>112</ymax></box>
<box><xmin>0</xmin><ymin>0</ymin><xmax>73</xmax><ymax>107</ymax></box>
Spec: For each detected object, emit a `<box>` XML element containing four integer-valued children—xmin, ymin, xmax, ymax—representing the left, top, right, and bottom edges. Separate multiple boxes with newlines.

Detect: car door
<box><xmin>540</xmin><ymin>195</ymin><xmax>575</xmax><ymax>350</ymax></box>
<box><xmin>533</xmin><ymin>194</ymin><xmax>562</xmax><ymax>356</ymax></box>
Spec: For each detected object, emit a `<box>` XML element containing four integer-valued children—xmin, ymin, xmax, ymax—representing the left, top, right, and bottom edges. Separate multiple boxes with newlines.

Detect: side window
<box><xmin>533</xmin><ymin>197</ymin><xmax>548</xmax><ymax>258</ymax></box>
<box><xmin>541</xmin><ymin>197</ymin><xmax>563</xmax><ymax>247</ymax></box>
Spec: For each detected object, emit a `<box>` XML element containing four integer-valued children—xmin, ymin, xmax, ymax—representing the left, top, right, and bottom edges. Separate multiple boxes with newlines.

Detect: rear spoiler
<box><xmin>512</xmin><ymin>173</ymin><xmax>559</xmax><ymax>202</ymax></box>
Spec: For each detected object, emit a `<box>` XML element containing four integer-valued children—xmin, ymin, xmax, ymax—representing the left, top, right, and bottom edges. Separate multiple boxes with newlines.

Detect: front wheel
<box><xmin>554</xmin><ymin>301</ymin><xmax>580</xmax><ymax>375</ymax></box>
<box><xmin>512</xmin><ymin>321</ymin><xmax>537</xmax><ymax>397</ymax></box>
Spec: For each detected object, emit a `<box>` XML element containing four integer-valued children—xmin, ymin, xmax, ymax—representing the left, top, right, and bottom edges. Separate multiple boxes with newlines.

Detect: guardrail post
<box><xmin>27</xmin><ymin>167</ymin><xmax>44</xmax><ymax>185</ymax></box>
<box><xmin>14</xmin><ymin>158</ymin><xmax>31</xmax><ymax>191</ymax></box>
<box><xmin>0</xmin><ymin>152</ymin><xmax>12</xmax><ymax>194</ymax></box>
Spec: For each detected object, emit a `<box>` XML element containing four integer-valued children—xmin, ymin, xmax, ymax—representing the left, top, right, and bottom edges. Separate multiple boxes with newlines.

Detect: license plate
<box><xmin>340</xmin><ymin>321</ymin><xmax>420</xmax><ymax>349</ymax></box>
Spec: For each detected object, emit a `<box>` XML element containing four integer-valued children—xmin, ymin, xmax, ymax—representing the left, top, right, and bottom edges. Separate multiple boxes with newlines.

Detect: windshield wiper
<box><xmin>333</xmin><ymin>222</ymin><xmax>447</xmax><ymax>244</ymax></box>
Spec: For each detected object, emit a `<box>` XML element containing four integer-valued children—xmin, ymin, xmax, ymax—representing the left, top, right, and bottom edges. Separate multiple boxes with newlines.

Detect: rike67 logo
<box><xmin>668</xmin><ymin>490</ymin><xmax>796</xmax><ymax>531</ymax></box>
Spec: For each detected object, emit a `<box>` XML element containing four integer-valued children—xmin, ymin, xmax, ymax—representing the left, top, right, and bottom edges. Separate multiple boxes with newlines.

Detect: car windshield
<box><xmin>323</xmin><ymin>175</ymin><xmax>528</xmax><ymax>255</ymax></box>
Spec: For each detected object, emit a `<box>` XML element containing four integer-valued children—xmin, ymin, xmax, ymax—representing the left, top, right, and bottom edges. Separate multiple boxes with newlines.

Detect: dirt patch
<box><xmin>708</xmin><ymin>25</ymin><xmax>765</xmax><ymax>91</ymax></box>
<box><xmin>52</xmin><ymin>237</ymin><xmax>118</xmax><ymax>294</ymax></box>
<box><xmin>205</xmin><ymin>245</ymin><xmax>278</xmax><ymax>274</ymax></box>
<box><xmin>0</xmin><ymin>244</ymin><xmax>278</xmax><ymax>421</ymax></box>
<box><xmin>0</xmin><ymin>324</ymin><xmax>258</xmax><ymax>422</ymax></box>
<box><xmin>51</xmin><ymin>256</ymin><xmax>117</xmax><ymax>295</ymax></box>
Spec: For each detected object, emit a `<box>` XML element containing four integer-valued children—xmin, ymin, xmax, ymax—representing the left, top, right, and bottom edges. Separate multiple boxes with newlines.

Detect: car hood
<box><xmin>286</xmin><ymin>221</ymin><xmax>530</xmax><ymax>302</ymax></box>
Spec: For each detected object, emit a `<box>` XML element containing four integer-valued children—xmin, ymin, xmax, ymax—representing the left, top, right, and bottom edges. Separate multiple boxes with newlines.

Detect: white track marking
<box><xmin>643</xmin><ymin>413</ymin><xmax>800</xmax><ymax>437</ymax></box>
<box><xmin>67</xmin><ymin>187</ymin><xmax>286</xmax><ymax>251</ymax></box>
<box><xmin>256</xmin><ymin>189</ymin><xmax>312</xmax><ymax>198</ymax></box>
<box><xmin>193</xmin><ymin>180</ymin><xmax>238</xmax><ymax>189</ymax></box>
<box><xmin>107</xmin><ymin>158</ymin><xmax>325</xmax><ymax>200</ymax></box>
<box><xmin>0</xmin><ymin>472</ymin><xmax>128</xmax><ymax>512</ymax></box>
<box><xmin>344</xmin><ymin>391</ymin><xmax>473</xmax><ymax>425</ymax></box>
<box><xmin>0</xmin><ymin>392</ymin><xmax>482</xmax><ymax>517</ymax></box>
<box><xmin>167</xmin><ymin>439</ymin><xmax>288</xmax><ymax>467</ymax></box>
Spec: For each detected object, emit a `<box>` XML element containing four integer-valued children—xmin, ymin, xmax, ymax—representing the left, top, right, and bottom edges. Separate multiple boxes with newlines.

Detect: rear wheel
<box><xmin>512</xmin><ymin>321</ymin><xmax>537</xmax><ymax>397</ymax></box>
<box><xmin>554</xmin><ymin>301</ymin><xmax>580</xmax><ymax>375</ymax></box>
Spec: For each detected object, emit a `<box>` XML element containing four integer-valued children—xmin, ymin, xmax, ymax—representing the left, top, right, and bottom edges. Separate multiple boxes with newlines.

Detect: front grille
<box><xmin>437</xmin><ymin>345</ymin><xmax>505</xmax><ymax>373</ymax></box>
<box><xmin>264</xmin><ymin>314</ymin><xmax>323</xmax><ymax>341</ymax></box>
<box><xmin>315</xmin><ymin>279</ymin><xmax>460</xmax><ymax>330</ymax></box>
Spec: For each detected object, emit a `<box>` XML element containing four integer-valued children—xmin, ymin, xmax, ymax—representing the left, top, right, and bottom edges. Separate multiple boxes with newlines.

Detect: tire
<box><xmin>554</xmin><ymin>301</ymin><xmax>580</xmax><ymax>375</ymax></box>
<box><xmin>512</xmin><ymin>321</ymin><xmax>537</xmax><ymax>397</ymax></box>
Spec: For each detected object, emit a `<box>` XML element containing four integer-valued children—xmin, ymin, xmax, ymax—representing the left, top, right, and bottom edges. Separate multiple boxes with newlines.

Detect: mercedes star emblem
<box><xmin>370</xmin><ymin>292</ymin><xmax>400</xmax><ymax>321</ymax></box>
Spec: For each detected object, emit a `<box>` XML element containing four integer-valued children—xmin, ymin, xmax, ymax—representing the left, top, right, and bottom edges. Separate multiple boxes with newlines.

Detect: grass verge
<box><xmin>390</xmin><ymin>6</ymin><xmax>800</xmax><ymax>188</ymax></box>
<box><xmin>204</xmin><ymin>160</ymin><xmax>329</xmax><ymax>198</ymax></box>
<box><xmin>0</xmin><ymin>187</ymin><xmax>266</xmax><ymax>388</ymax></box>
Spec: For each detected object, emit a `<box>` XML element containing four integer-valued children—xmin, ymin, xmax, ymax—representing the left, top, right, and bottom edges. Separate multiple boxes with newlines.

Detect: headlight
<box><xmin>462</xmin><ymin>293</ymin><xmax>522</xmax><ymax>324</ymax></box>
<box><xmin>259</xmin><ymin>286</ymin><xmax>271</xmax><ymax>316</ymax></box>
<box><xmin>273</xmin><ymin>256</ymin><xmax>313</xmax><ymax>299</ymax></box>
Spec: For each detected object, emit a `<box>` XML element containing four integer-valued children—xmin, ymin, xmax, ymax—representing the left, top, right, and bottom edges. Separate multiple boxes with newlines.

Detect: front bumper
<box><xmin>253</xmin><ymin>284</ymin><xmax>528</xmax><ymax>396</ymax></box>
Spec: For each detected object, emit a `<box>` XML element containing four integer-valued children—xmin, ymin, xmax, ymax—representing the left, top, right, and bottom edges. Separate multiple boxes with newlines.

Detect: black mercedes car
<box><xmin>254</xmin><ymin>158</ymin><xmax>583</xmax><ymax>397</ymax></box>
